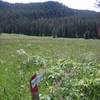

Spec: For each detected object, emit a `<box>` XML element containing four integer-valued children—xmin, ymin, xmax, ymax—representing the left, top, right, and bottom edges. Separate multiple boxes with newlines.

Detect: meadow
<box><xmin>0</xmin><ymin>34</ymin><xmax>100</xmax><ymax>100</ymax></box>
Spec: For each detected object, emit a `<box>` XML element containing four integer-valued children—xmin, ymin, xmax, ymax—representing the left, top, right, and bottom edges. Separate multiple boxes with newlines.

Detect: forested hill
<box><xmin>0</xmin><ymin>1</ymin><xmax>75</xmax><ymax>18</ymax></box>
<box><xmin>0</xmin><ymin>1</ymin><xmax>98</xmax><ymax>18</ymax></box>
<box><xmin>0</xmin><ymin>1</ymin><xmax>100</xmax><ymax>38</ymax></box>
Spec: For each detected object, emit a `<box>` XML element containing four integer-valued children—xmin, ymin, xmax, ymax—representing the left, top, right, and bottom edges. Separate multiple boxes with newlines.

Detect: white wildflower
<box><xmin>16</xmin><ymin>49</ymin><xmax>26</xmax><ymax>56</ymax></box>
<box><xmin>19</xmin><ymin>70</ymin><xmax>23</xmax><ymax>75</ymax></box>
<box><xmin>20</xmin><ymin>85</ymin><xmax>24</xmax><ymax>88</ymax></box>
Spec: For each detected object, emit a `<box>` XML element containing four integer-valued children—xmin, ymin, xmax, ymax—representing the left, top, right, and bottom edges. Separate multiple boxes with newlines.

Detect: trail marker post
<box><xmin>30</xmin><ymin>73</ymin><xmax>43</xmax><ymax>100</ymax></box>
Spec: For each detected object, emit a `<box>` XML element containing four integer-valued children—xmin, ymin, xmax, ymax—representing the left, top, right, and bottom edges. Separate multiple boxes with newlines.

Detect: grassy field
<box><xmin>0</xmin><ymin>34</ymin><xmax>100</xmax><ymax>100</ymax></box>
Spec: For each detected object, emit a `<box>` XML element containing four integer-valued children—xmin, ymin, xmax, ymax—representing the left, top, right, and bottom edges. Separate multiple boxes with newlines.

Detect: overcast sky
<box><xmin>3</xmin><ymin>0</ymin><xmax>100</xmax><ymax>12</ymax></box>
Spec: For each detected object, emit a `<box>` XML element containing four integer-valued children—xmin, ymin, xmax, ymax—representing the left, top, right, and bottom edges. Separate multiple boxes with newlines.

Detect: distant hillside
<box><xmin>0</xmin><ymin>1</ymin><xmax>75</xmax><ymax>18</ymax></box>
<box><xmin>0</xmin><ymin>1</ymin><xmax>100</xmax><ymax>38</ymax></box>
<box><xmin>0</xmin><ymin>1</ymin><xmax>99</xmax><ymax>18</ymax></box>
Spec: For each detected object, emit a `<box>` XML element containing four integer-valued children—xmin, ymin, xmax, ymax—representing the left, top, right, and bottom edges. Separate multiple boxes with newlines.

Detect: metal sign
<box><xmin>31</xmin><ymin>74</ymin><xmax>43</xmax><ymax>89</ymax></box>
<box><xmin>30</xmin><ymin>73</ymin><xmax>43</xmax><ymax>100</ymax></box>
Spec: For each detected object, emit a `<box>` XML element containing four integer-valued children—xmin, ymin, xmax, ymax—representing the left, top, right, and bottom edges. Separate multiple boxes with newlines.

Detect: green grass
<box><xmin>0</xmin><ymin>34</ymin><xmax>100</xmax><ymax>100</ymax></box>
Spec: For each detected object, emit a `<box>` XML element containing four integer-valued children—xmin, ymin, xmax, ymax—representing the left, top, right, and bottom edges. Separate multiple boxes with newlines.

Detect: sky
<box><xmin>3</xmin><ymin>0</ymin><xmax>100</xmax><ymax>12</ymax></box>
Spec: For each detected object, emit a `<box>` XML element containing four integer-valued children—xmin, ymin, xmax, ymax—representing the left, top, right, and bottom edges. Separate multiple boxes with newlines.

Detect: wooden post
<box><xmin>30</xmin><ymin>74</ymin><xmax>40</xmax><ymax>100</ymax></box>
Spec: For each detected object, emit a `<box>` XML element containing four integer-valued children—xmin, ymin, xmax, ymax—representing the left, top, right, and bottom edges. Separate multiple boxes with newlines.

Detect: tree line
<box><xmin>0</xmin><ymin>1</ymin><xmax>100</xmax><ymax>38</ymax></box>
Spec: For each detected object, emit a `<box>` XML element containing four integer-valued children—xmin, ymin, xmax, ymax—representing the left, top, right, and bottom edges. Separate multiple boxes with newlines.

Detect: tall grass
<box><xmin>0</xmin><ymin>34</ymin><xmax>100</xmax><ymax>100</ymax></box>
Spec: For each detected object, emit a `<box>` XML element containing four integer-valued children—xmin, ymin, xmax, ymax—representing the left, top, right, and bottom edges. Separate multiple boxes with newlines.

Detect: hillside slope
<box><xmin>0</xmin><ymin>1</ymin><xmax>99</xmax><ymax>18</ymax></box>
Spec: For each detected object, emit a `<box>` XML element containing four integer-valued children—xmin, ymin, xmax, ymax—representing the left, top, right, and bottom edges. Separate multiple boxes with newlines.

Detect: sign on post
<box><xmin>30</xmin><ymin>73</ymin><xmax>43</xmax><ymax>100</ymax></box>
